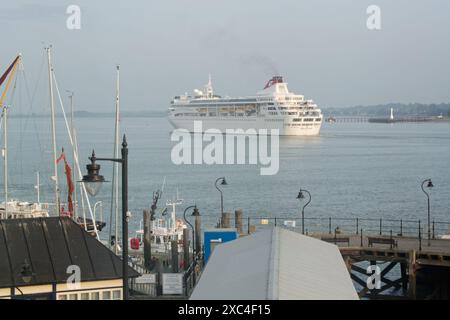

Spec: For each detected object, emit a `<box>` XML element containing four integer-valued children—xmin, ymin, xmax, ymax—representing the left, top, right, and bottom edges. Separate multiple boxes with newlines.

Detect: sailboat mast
<box><xmin>46</xmin><ymin>47</ymin><xmax>60</xmax><ymax>215</ymax></box>
<box><xmin>3</xmin><ymin>106</ymin><xmax>7</xmax><ymax>208</ymax></box>
<box><xmin>69</xmin><ymin>91</ymin><xmax>77</xmax><ymax>218</ymax></box>
<box><xmin>0</xmin><ymin>54</ymin><xmax>21</xmax><ymax>214</ymax></box>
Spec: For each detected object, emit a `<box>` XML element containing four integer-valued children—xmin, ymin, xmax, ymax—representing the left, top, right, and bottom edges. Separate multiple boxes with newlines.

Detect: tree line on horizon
<box><xmin>323</xmin><ymin>103</ymin><xmax>450</xmax><ymax>117</ymax></box>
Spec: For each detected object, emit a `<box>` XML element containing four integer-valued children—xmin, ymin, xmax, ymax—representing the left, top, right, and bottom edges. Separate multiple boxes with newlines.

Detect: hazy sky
<box><xmin>1</xmin><ymin>0</ymin><xmax>450</xmax><ymax>112</ymax></box>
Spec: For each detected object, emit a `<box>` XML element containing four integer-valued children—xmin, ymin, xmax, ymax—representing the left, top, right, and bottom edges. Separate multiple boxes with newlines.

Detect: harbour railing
<box><xmin>203</xmin><ymin>214</ymin><xmax>450</xmax><ymax>239</ymax></box>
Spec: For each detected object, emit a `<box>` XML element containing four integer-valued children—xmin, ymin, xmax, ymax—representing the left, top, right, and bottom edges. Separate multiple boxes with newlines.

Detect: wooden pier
<box><xmin>129</xmin><ymin>211</ymin><xmax>450</xmax><ymax>300</ymax></box>
<box><xmin>236</xmin><ymin>214</ymin><xmax>450</xmax><ymax>300</ymax></box>
<box><xmin>308</xmin><ymin>233</ymin><xmax>450</xmax><ymax>299</ymax></box>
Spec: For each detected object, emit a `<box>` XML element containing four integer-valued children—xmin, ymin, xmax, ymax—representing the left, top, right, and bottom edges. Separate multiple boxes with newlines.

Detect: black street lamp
<box><xmin>81</xmin><ymin>135</ymin><xmax>129</xmax><ymax>300</ymax></box>
<box><xmin>297</xmin><ymin>188</ymin><xmax>311</xmax><ymax>235</ymax></box>
<box><xmin>421</xmin><ymin>179</ymin><xmax>433</xmax><ymax>247</ymax></box>
<box><xmin>215</xmin><ymin>177</ymin><xmax>227</xmax><ymax>224</ymax></box>
<box><xmin>11</xmin><ymin>260</ymin><xmax>34</xmax><ymax>297</ymax></box>
<box><xmin>20</xmin><ymin>261</ymin><xmax>34</xmax><ymax>284</ymax></box>
<box><xmin>183</xmin><ymin>205</ymin><xmax>199</xmax><ymax>256</ymax></box>
<box><xmin>183</xmin><ymin>205</ymin><xmax>200</xmax><ymax>284</ymax></box>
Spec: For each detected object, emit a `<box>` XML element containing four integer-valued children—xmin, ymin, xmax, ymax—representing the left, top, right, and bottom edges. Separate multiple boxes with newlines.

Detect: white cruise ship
<box><xmin>168</xmin><ymin>76</ymin><xmax>323</xmax><ymax>136</ymax></box>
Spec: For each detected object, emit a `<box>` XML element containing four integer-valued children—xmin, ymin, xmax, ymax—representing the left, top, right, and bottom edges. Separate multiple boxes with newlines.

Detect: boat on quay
<box><xmin>129</xmin><ymin>194</ymin><xmax>188</xmax><ymax>255</ymax></box>
<box><xmin>168</xmin><ymin>75</ymin><xmax>323</xmax><ymax>136</ymax></box>
<box><xmin>0</xmin><ymin>55</ymin><xmax>51</xmax><ymax>220</ymax></box>
<box><xmin>0</xmin><ymin>51</ymin><xmax>105</xmax><ymax>238</ymax></box>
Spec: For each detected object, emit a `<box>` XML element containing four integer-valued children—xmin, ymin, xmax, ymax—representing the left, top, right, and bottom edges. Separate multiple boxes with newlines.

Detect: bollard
<box><xmin>221</xmin><ymin>212</ymin><xmax>231</xmax><ymax>228</ymax></box>
<box><xmin>356</xmin><ymin>218</ymin><xmax>359</xmax><ymax>235</ymax></box>
<box><xmin>248</xmin><ymin>217</ymin><xmax>251</xmax><ymax>234</ymax></box>
<box><xmin>379</xmin><ymin>218</ymin><xmax>382</xmax><ymax>235</ymax></box>
<box><xmin>274</xmin><ymin>217</ymin><xmax>277</xmax><ymax>227</ymax></box>
<box><xmin>235</xmin><ymin>209</ymin><xmax>243</xmax><ymax>234</ymax></box>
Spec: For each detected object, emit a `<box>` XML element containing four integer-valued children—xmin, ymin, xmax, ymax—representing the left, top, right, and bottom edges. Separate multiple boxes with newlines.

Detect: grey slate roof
<box><xmin>0</xmin><ymin>216</ymin><xmax>139</xmax><ymax>288</ymax></box>
<box><xmin>190</xmin><ymin>227</ymin><xmax>358</xmax><ymax>300</ymax></box>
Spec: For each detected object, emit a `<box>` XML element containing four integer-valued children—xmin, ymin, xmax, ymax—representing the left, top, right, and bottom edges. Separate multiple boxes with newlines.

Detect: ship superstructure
<box><xmin>168</xmin><ymin>76</ymin><xmax>323</xmax><ymax>135</ymax></box>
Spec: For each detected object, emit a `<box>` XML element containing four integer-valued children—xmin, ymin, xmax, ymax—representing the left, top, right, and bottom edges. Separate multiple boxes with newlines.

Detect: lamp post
<box><xmin>81</xmin><ymin>135</ymin><xmax>129</xmax><ymax>300</ymax></box>
<box><xmin>183</xmin><ymin>205</ymin><xmax>200</xmax><ymax>284</ymax></box>
<box><xmin>297</xmin><ymin>188</ymin><xmax>311</xmax><ymax>235</ymax></box>
<box><xmin>11</xmin><ymin>260</ymin><xmax>34</xmax><ymax>297</ymax></box>
<box><xmin>183</xmin><ymin>205</ymin><xmax>197</xmax><ymax>256</ymax></box>
<box><xmin>421</xmin><ymin>179</ymin><xmax>433</xmax><ymax>247</ymax></box>
<box><xmin>215</xmin><ymin>177</ymin><xmax>227</xmax><ymax>225</ymax></box>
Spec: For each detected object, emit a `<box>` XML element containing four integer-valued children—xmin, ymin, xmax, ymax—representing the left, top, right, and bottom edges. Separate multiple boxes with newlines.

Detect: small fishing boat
<box><xmin>129</xmin><ymin>193</ymin><xmax>188</xmax><ymax>254</ymax></box>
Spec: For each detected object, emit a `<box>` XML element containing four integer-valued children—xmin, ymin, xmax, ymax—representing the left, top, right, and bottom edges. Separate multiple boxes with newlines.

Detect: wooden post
<box><xmin>356</xmin><ymin>218</ymin><xmax>359</xmax><ymax>235</ymax></box>
<box><xmin>235</xmin><ymin>209</ymin><xmax>243</xmax><ymax>234</ymax></box>
<box><xmin>171</xmin><ymin>240</ymin><xmax>179</xmax><ymax>273</ymax></box>
<box><xmin>432</xmin><ymin>220</ymin><xmax>435</xmax><ymax>239</ymax></box>
<box><xmin>360</xmin><ymin>228</ymin><xmax>363</xmax><ymax>247</ymax></box>
<box><xmin>183</xmin><ymin>228</ymin><xmax>190</xmax><ymax>271</ymax></box>
<box><xmin>221</xmin><ymin>212</ymin><xmax>231</xmax><ymax>228</ymax></box>
<box><xmin>400</xmin><ymin>262</ymin><xmax>408</xmax><ymax>295</ymax></box>
<box><xmin>143</xmin><ymin>209</ymin><xmax>152</xmax><ymax>270</ymax></box>
<box><xmin>344</xmin><ymin>256</ymin><xmax>352</xmax><ymax>272</ymax></box>
<box><xmin>418</xmin><ymin>221</ymin><xmax>422</xmax><ymax>251</ymax></box>
<box><xmin>379</xmin><ymin>218</ymin><xmax>382</xmax><ymax>235</ymax></box>
<box><xmin>400</xmin><ymin>219</ymin><xmax>403</xmax><ymax>236</ymax></box>
<box><xmin>408</xmin><ymin>250</ymin><xmax>417</xmax><ymax>299</ymax></box>
<box><xmin>328</xmin><ymin>217</ymin><xmax>332</xmax><ymax>234</ymax></box>
<box><xmin>390</xmin><ymin>230</ymin><xmax>393</xmax><ymax>249</ymax></box>
<box><xmin>195</xmin><ymin>214</ymin><xmax>202</xmax><ymax>260</ymax></box>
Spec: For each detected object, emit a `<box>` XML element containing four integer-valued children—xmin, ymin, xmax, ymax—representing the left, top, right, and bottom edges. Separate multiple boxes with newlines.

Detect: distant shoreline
<box><xmin>9</xmin><ymin>101</ymin><xmax>450</xmax><ymax>120</ymax></box>
<box><xmin>9</xmin><ymin>111</ymin><xmax>167</xmax><ymax>118</ymax></box>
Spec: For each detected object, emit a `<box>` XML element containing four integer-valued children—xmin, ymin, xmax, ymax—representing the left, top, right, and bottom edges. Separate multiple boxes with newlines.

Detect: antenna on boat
<box><xmin>166</xmin><ymin>188</ymin><xmax>183</xmax><ymax>233</ymax></box>
<box><xmin>161</xmin><ymin>176</ymin><xmax>166</xmax><ymax>197</ymax></box>
<box><xmin>205</xmin><ymin>74</ymin><xmax>213</xmax><ymax>98</ymax></box>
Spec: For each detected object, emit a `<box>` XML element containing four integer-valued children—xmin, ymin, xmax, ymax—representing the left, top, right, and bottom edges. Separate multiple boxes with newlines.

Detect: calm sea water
<box><xmin>3</xmin><ymin>116</ymin><xmax>450</xmax><ymax>237</ymax></box>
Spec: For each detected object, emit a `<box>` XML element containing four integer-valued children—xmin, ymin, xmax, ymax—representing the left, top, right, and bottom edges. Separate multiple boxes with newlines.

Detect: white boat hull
<box><xmin>168</xmin><ymin>117</ymin><xmax>322</xmax><ymax>136</ymax></box>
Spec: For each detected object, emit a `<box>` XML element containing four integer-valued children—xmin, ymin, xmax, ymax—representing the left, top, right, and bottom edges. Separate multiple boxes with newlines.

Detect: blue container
<box><xmin>203</xmin><ymin>228</ymin><xmax>238</xmax><ymax>263</ymax></box>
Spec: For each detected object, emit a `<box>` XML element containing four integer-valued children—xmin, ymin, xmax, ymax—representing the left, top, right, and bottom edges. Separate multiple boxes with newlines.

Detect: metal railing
<box><xmin>202</xmin><ymin>214</ymin><xmax>450</xmax><ymax>240</ymax></box>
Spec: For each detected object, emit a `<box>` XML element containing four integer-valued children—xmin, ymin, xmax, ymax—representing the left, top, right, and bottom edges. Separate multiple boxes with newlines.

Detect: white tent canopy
<box><xmin>190</xmin><ymin>227</ymin><xmax>358</xmax><ymax>300</ymax></box>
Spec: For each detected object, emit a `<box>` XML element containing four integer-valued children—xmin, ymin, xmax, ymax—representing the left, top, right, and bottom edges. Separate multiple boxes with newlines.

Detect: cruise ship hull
<box><xmin>168</xmin><ymin>117</ymin><xmax>321</xmax><ymax>136</ymax></box>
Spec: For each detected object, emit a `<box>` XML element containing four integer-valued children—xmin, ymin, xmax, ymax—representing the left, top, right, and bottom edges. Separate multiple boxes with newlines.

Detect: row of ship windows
<box><xmin>173</xmin><ymin>113</ymin><xmax>322</xmax><ymax>119</ymax></box>
<box><xmin>175</xmin><ymin>103</ymin><xmax>313</xmax><ymax>109</ymax></box>
<box><xmin>286</xmin><ymin>123</ymin><xmax>320</xmax><ymax>127</ymax></box>
<box><xmin>267</xmin><ymin>111</ymin><xmax>321</xmax><ymax>118</ymax></box>
<box><xmin>259</xmin><ymin>97</ymin><xmax>305</xmax><ymax>101</ymax></box>
<box><xmin>293</xmin><ymin>118</ymin><xmax>322</xmax><ymax>122</ymax></box>
<box><xmin>268</xmin><ymin>106</ymin><xmax>316</xmax><ymax>111</ymax></box>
